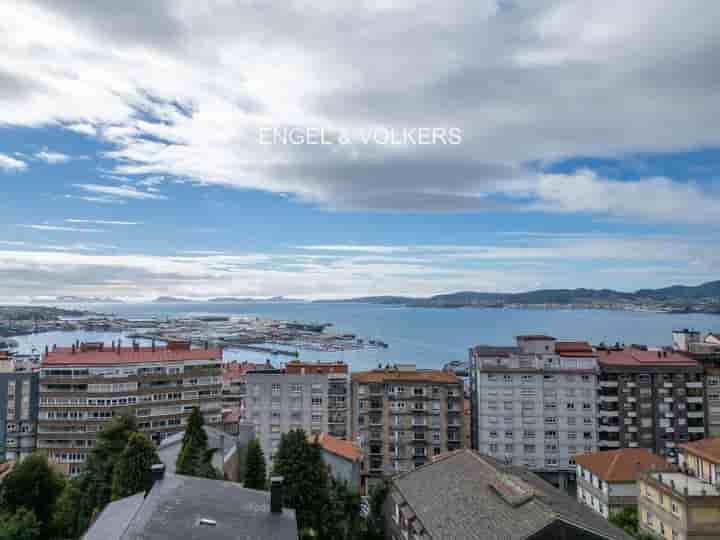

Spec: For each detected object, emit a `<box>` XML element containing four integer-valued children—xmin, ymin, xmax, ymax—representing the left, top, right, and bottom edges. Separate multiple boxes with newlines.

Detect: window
<box><xmin>504</xmin><ymin>444</ymin><xmax>513</xmax><ymax>453</ymax></box>
<box><xmin>582</xmin><ymin>402</ymin><xmax>592</xmax><ymax>410</ymax></box>
<box><xmin>289</xmin><ymin>383</ymin><xmax>303</xmax><ymax>393</ymax></box>
<box><xmin>583</xmin><ymin>417</ymin><xmax>592</xmax><ymax>425</ymax></box>
<box><xmin>487</xmin><ymin>374</ymin><xmax>498</xmax><ymax>382</ymax></box>
<box><xmin>543</xmin><ymin>375</ymin><xmax>556</xmax><ymax>383</ymax></box>
<box><xmin>489</xmin><ymin>443</ymin><xmax>498</xmax><ymax>453</ymax></box>
<box><xmin>271</xmin><ymin>383</ymin><xmax>281</xmax><ymax>395</ymax></box>
<box><xmin>581</xmin><ymin>375</ymin><xmax>591</xmax><ymax>383</ymax></box>
<box><xmin>567</xmin><ymin>432</ymin><xmax>577</xmax><ymax>440</ymax></box>
<box><xmin>488</xmin><ymin>416</ymin><xmax>498</xmax><ymax>424</ymax></box>
<box><xmin>489</xmin><ymin>430</ymin><xmax>498</xmax><ymax>439</ymax></box>
<box><xmin>523</xmin><ymin>430</ymin><xmax>535</xmax><ymax>439</ymax></box>
<box><xmin>503</xmin><ymin>401</ymin><xmax>513</xmax><ymax>411</ymax></box>
<box><xmin>567</xmin><ymin>417</ymin><xmax>577</xmax><ymax>426</ymax></box>
<box><xmin>503</xmin><ymin>375</ymin><xmax>513</xmax><ymax>383</ymax></box>
<box><xmin>521</xmin><ymin>375</ymin><xmax>534</xmax><ymax>383</ymax></box>
<box><xmin>544</xmin><ymin>430</ymin><xmax>558</xmax><ymax>440</ymax></box>
<box><xmin>503</xmin><ymin>417</ymin><xmax>513</xmax><ymax>425</ymax></box>
<box><xmin>544</xmin><ymin>417</ymin><xmax>557</xmax><ymax>424</ymax></box>
<box><xmin>504</xmin><ymin>431</ymin><xmax>514</xmax><ymax>439</ymax></box>
<box><xmin>566</xmin><ymin>402</ymin><xmax>575</xmax><ymax>410</ymax></box>
<box><xmin>311</xmin><ymin>397</ymin><xmax>323</xmax><ymax>408</ymax></box>
<box><xmin>524</xmin><ymin>444</ymin><xmax>536</xmax><ymax>453</ymax></box>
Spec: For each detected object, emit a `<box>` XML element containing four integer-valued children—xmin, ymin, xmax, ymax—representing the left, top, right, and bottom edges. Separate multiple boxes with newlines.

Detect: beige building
<box><xmin>39</xmin><ymin>341</ymin><xmax>223</xmax><ymax>475</ymax></box>
<box><xmin>575</xmin><ymin>448</ymin><xmax>670</xmax><ymax>518</ymax></box>
<box><xmin>638</xmin><ymin>439</ymin><xmax>720</xmax><ymax>540</ymax></box>
<box><xmin>350</xmin><ymin>365</ymin><xmax>463</xmax><ymax>489</ymax></box>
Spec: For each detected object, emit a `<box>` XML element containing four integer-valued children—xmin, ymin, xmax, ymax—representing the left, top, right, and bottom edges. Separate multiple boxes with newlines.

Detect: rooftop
<box><xmin>555</xmin><ymin>341</ymin><xmax>597</xmax><ymax>357</ymax></box>
<box><xmin>647</xmin><ymin>471</ymin><xmax>720</xmax><ymax>497</ymax></box>
<box><xmin>517</xmin><ymin>334</ymin><xmax>556</xmax><ymax>341</ymax></box>
<box><xmin>314</xmin><ymin>432</ymin><xmax>362</xmax><ymax>462</ymax></box>
<box><xmin>470</xmin><ymin>345</ymin><xmax>520</xmax><ymax>357</ymax></box>
<box><xmin>352</xmin><ymin>368</ymin><xmax>460</xmax><ymax>384</ymax></box>
<box><xmin>83</xmin><ymin>473</ymin><xmax>297</xmax><ymax>540</ymax></box>
<box><xmin>43</xmin><ymin>344</ymin><xmax>222</xmax><ymax>366</ymax></box>
<box><xmin>575</xmin><ymin>448</ymin><xmax>671</xmax><ymax>483</ymax></box>
<box><xmin>597</xmin><ymin>347</ymin><xmax>699</xmax><ymax>368</ymax></box>
<box><xmin>391</xmin><ymin>449</ymin><xmax>631</xmax><ymax>540</ymax></box>
<box><xmin>679</xmin><ymin>437</ymin><xmax>720</xmax><ymax>465</ymax></box>
<box><xmin>284</xmin><ymin>360</ymin><xmax>348</xmax><ymax>374</ymax></box>
<box><xmin>222</xmin><ymin>361</ymin><xmax>268</xmax><ymax>382</ymax></box>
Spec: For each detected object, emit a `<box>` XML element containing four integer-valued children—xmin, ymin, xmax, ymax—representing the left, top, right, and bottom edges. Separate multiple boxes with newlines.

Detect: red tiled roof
<box><xmin>222</xmin><ymin>361</ymin><xmax>266</xmax><ymax>382</ymax></box>
<box><xmin>597</xmin><ymin>347</ymin><xmax>698</xmax><ymax>368</ymax></box>
<box><xmin>555</xmin><ymin>341</ymin><xmax>597</xmax><ymax>357</ymax></box>
<box><xmin>43</xmin><ymin>346</ymin><xmax>222</xmax><ymax>366</ymax></box>
<box><xmin>222</xmin><ymin>407</ymin><xmax>242</xmax><ymax>424</ymax></box>
<box><xmin>352</xmin><ymin>370</ymin><xmax>460</xmax><ymax>384</ymax></box>
<box><xmin>575</xmin><ymin>448</ymin><xmax>671</xmax><ymax>483</ymax></box>
<box><xmin>679</xmin><ymin>437</ymin><xmax>720</xmax><ymax>465</ymax></box>
<box><xmin>314</xmin><ymin>433</ymin><xmax>362</xmax><ymax>462</ymax></box>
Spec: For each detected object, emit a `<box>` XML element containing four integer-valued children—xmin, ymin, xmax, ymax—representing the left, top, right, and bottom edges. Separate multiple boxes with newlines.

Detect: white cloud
<box><xmin>0</xmin><ymin>1</ymin><xmax>718</xmax><ymax>221</ymax></box>
<box><xmin>0</xmin><ymin>153</ymin><xmax>27</xmax><ymax>172</ymax></box>
<box><xmin>72</xmin><ymin>184</ymin><xmax>167</xmax><ymax>201</ymax></box>
<box><xmin>19</xmin><ymin>224</ymin><xmax>105</xmax><ymax>233</ymax></box>
<box><xmin>35</xmin><ymin>150</ymin><xmax>71</xmax><ymax>164</ymax></box>
<box><xmin>65</xmin><ymin>219</ymin><xmax>141</xmax><ymax>225</ymax></box>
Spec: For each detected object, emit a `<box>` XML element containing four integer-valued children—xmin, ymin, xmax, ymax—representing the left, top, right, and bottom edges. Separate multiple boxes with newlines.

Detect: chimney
<box><xmin>147</xmin><ymin>463</ymin><xmax>166</xmax><ymax>497</ymax></box>
<box><xmin>270</xmin><ymin>476</ymin><xmax>284</xmax><ymax>514</ymax></box>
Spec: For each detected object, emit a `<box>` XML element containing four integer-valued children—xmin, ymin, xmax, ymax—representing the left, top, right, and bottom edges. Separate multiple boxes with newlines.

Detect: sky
<box><xmin>1</xmin><ymin>0</ymin><xmax>719</xmax><ymax>301</ymax></box>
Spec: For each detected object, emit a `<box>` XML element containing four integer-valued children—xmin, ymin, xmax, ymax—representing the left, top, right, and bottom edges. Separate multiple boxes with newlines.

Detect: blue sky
<box><xmin>1</xmin><ymin>1</ymin><xmax>719</xmax><ymax>301</ymax></box>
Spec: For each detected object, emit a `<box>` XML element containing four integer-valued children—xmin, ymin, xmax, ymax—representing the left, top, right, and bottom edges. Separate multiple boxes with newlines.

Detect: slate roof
<box><xmin>83</xmin><ymin>474</ymin><xmax>297</xmax><ymax>540</ymax></box>
<box><xmin>391</xmin><ymin>450</ymin><xmax>633</xmax><ymax>540</ymax></box>
<box><xmin>575</xmin><ymin>448</ymin><xmax>671</xmax><ymax>483</ymax></box>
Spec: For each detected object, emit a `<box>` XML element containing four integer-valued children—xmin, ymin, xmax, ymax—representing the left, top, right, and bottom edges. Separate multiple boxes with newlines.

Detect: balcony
<box><xmin>627</xmin><ymin>397</ymin><xmax>637</xmax><ymax>403</ymax></box>
<box><xmin>686</xmin><ymin>382</ymin><xmax>703</xmax><ymax>389</ymax></box>
<box><xmin>628</xmin><ymin>426</ymin><xmax>638</xmax><ymax>433</ymax></box>
<box><xmin>688</xmin><ymin>426</ymin><xmax>705</xmax><ymax>433</ymax></box>
<box><xmin>687</xmin><ymin>397</ymin><xmax>704</xmax><ymax>404</ymax></box>
<box><xmin>600</xmin><ymin>381</ymin><xmax>618</xmax><ymax>388</ymax></box>
<box><xmin>688</xmin><ymin>412</ymin><xmax>705</xmax><ymax>418</ymax></box>
<box><xmin>599</xmin><ymin>410</ymin><xmax>619</xmax><ymax>417</ymax></box>
<box><xmin>627</xmin><ymin>412</ymin><xmax>637</xmax><ymax>418</ymax></box>
<box><xmin>599</xmin><ymin>396</ymin><xmax>618</xmax><ymax>403</ymax></box>
<box><xmin>626</xmin><ymin>382</ymin><xmax>636</xmax><ymax>388</ymax></box>
<box><xmin>664</xmin><ymin>397</ymin><xmax>674</xmax><ymax>403</ymax></box>
<box><xmin>599</xmin><ymin>441</ymin><xmax>621</xmax><ymax>448</ymax></box>
<box><xmin>663</xmin><ymin>383</ymin><xmax>674</xmax><ymax>389</ymax></box>
<box><xmin>598</xmin><ymin>426</ymin><xmax>620</xmax><ymax>432</ymax></box>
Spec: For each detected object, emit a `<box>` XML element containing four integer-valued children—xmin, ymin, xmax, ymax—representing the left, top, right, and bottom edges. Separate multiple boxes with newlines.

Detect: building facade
<box><xmin>596</xmin><ymin>347</ymin><xmax>705</xmax><ymax>462</ymax></box>
<box><xmin>470</xmin><ymin>336</ymin><xmax>599</xmax><ymax>490</ymax></box>
<box><xmin>245</xmin><ymin>361</ymin><xmax>350</xmax><ymax>466</ymax></box>
<box><xmin>39</xmin><ymin>341</ymin><xmax>223</xmax><ymax>475</ymax></box>
<box><xmin>0</xmin><ymin>371</ymin><xmax>39</xmax><ymax>461</ymax></box>
<box><xmin>350</xmin><ymin>365</ymin><xmax>463</xmax><ymax>488</ymax></box>
<box><xmin>575</xmin><ymin>448</ymin><xmax>671</xmax><ymax>518</ymax></box>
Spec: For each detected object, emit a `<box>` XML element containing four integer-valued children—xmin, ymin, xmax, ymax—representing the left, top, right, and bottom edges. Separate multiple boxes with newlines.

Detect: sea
<box><xmin>11</xmin><ymin>302</ymin><xmax>720</xmax><ymax>371</ymax></box>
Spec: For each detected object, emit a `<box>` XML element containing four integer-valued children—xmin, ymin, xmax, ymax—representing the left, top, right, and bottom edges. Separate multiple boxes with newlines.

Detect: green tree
<box><xmin>324</xmin><ymin>478</ymin><xmax>362</xmax><ymax>540</ymax></box>
<box><xmin>71</xmin><ymin>415</ymin><xmax>138</xmax><ymax>535</ymax></box>
<box><xmin>609</xmin><ymin>506</ymin><xmax>639</xmax><ymax>537</ymax></box>
<box><xmin>50</xmin><ymin>480</ymin><xmax>83</xmax><ymax>540</ymax></box>
<box><xmin>361</xmin><ymin>480</ymin><xmax>389</xmax><ymax>540</ymax></box>
<box><xmin>176</xmin><ymin>407</ymin><xmax>219</xmax><ymax>479</ymax></box>
<box><xmin>272</xmin><ymin>430</ymin><xmax>331</xmax><ymax>538</ymax></box>
<box><xmin>0</xmin><ymin>508</ymin><xmax>42</xmax><ymax>540</ymax></box>
<box><xmin>0</xmin><ymin>453</ymin><xmax>65</xmax><ymax>532</ymax></box>
<box><xmin>243</xmin><ymin>439</ymin><xmax>267</xmax><ymax>490</ymax></box>
<box><xmin>111</xmin><ymin>432</ymin><xmax>160</xmax><ymax>500</ymax></box>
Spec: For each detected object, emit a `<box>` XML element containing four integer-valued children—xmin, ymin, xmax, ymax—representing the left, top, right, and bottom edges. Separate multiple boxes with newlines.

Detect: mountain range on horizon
<box><xmin>330</xmin><ymin>280</ymin><xmax>720</xmax><ymax>311</ymax></box>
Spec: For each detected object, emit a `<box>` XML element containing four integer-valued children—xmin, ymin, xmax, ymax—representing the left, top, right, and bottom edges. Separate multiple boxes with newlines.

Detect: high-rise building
<box><xmin>38</xmin><ymin>341</ymin><xmax>223</xmax><ymax>476</ymax></box>
<box><xmin>350</xmin><ymin>365</ymin><xmax>463</xmax><ymax>488</ymax></box>
<box><xmin>0</xmin><ymin>370</ymin><xmax>39</xmax><ymax>461</ymax></box>
<box><xmin>470</xmin><ymin>336</ymin><xmax>599</xmax><ymax>490</ymax></box>
<box><xmin>244</xmin><ymin>361</ymin><xmax>350</xmax><ymax>466</ymax></box>
<box><xmin>596</xmin><ymin>346</ymin><xmax>704</xmax><ymax>462</ymax></box>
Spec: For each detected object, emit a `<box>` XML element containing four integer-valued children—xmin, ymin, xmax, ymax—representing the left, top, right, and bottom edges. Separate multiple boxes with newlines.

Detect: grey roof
<box><xmin>83</xmin><ymin>474</ymin><xmax>297</xmax><ymax>540</ymax></box>
<box><xmin>391</xmin><ymin>450</ymin><xmax>633</xmax><ymax>540</ymax></box>
<box><xmin>157</xmin><ymin>426</ymin><xmax>238</xmax><ymax>474</ymax></box>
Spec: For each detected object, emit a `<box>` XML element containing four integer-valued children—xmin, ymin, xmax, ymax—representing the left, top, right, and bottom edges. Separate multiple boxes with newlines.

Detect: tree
<box><xmin>0</xmin><ymin>453</ymin><xmax>65</xmax><ymax>532</ymax></box>
<box><xmin>324</xmin><ymin>478</ymin><xmax>362</xmax><ymax>540</ymax></box>
<box><xmin>50</xmin><ymin>480</ymin><xmax>83</xmax><ymax>540</ymax></box>
<box><xmin>176</xmin><ymin>407</ymin><xmax>219</xmax><ymax>479</ymax></box>
<box><xmin>243</xmin><ymin>439</ymin><xmax>267</xmax><ymax>490</ymax></box>
<box><xmin>70</xmin><ymin>415</ymin><xmax>138</xmax><ymax>535</ymax></box>
<box><xmin>111</xmin><ymin>432</ymin><xmax>160</xmax><ymax>500</ymax></box>
<box><xmin>0</xmin><ymin>508</ymin><xmax>42</xmax><ymax>540</ymax></box>
<box><xmin>609</xmin><ymin>506</ymin><xmax>639</xmax><ymax>537</ymax></box>
<box><xmin>272</xmin><ymin>430</ymin><xmax>331</xmax><ymax>537</ymax></box>
<box><xmin>361</xmin><ymin>480</ymin><xmax>389</xmax><ymax>540</ymax></box>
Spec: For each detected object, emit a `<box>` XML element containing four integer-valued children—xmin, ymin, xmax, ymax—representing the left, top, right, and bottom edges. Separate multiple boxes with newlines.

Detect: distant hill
<box><xmin>152</xmin><ymin>296</ymin><xmax>196</xmax><ymax>303</ymax></box>
<box><xmin>334</xmin><ymin>280</ymin><xmax>720</xmax><ymax>311</ymax></box>
<box><xmin>32</xmin><ymin>296</ymin><xmax>124</xmax><ymax>303</ymax></box>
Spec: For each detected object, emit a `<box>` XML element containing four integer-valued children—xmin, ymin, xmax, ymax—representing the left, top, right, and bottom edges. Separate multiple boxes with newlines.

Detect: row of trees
<box><xmin>0</xmin><ymin>407</ymin><xmax>219</xmax><ymax>540</ymax></box>
<box><xmin>242</xmin><ymin>428</ymin><xmax>386</xmax><ymax>540</ymax></box>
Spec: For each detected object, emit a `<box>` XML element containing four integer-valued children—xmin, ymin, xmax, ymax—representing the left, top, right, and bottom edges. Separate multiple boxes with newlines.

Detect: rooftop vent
<box><xmin>198</xmin><ymin>518</ymin><xmax>217</xmax><ymax>527</ymax></box>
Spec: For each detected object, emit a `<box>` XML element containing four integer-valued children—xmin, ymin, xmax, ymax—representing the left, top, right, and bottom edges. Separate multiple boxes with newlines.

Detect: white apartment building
<box><xmin>470</xmin><ymin>335</ymin><xmax>599</xmax><ymax>490</ymax></box>
<box><xmin>245</xmin><ymin>361</ymin><xmax>350</xmax><ymax>467</ymax></box>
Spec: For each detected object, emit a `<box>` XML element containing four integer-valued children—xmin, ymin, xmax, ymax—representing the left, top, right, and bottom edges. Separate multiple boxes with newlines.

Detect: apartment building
<box><xmin>350</xmin><ymin>365</ymin><xmax>463</xmax><ymax>488</ymax></box>
<box><xmin>0</xmin><ymin>370</ymin><xmax>39</xmax><ymax>461</ymax></box>
<box><xmin>596</xmin><ymin>347</ymin><xmax>704</xmax><ymax>462</ymax></box>
<box><xmin>672</xmin><ymin>329</ymin><xmax>720</xmax><ymax>438</ymax></box>
<box><xmin>38</xmin><ymin>341</ymin><xmax>223</xmax><ymax>475</ymax></box>
<box><xmin>470</xmin><ymin>336</ymin><xmax>599</xmax><ymax>490</ymax></box>
<box><xmin>245</xmin><ymin>361</ymin><xmax>350</xmax><ymax>466</ymax></box>
<box><xmin>638</xmin><ymin>439</ymin><xmax>720</xmax><ymax>540</ymax></box>
<box><xmin>575</xmin><ymin>448</ymin><xmax>671</xmax><ymax>518</ymax></box>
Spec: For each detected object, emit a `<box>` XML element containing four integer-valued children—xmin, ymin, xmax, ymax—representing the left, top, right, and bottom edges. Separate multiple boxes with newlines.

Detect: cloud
<box><xmin>0</xmin><ymin>153</ymin><xmax>27</xmax><ymax>172</ymax></box>
<box><xmin>19</xmin><ymin>224</ymin><xmax>105</xmax><ymax>233</ymax></box>
<box><xmin>0</xmin><ymin>1</ymin><xmax>717</xmax><ymax>221</ymax></box>
<box><xmin>65</xmin><ymin>219</ymin><xmax>141</xmax><ymax>225</ymax></box>
<box><xmin>0</xmin><ymin>234</ymin><xmax>717</xmax><ymax>301</ymax></box>
<box><xmin>72</xmin><ymin>184</ymin><xmax>167</xmax><ymax>201</ymax></box>
<box><xmin>35</xmin><ymin>150</ymin><xmax>71</xmax><ymax>164</ymax></box>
